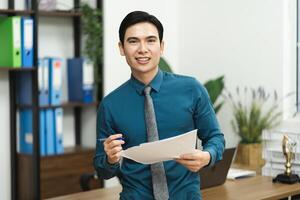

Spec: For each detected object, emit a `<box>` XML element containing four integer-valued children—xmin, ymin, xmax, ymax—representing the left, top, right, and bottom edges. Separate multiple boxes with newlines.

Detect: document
<box><xmin>121</xmin><ymin>129</ymin><xmax>197</xmax><ymax>164</ymax></box>
<box><xmin>227</xmin><ymin>168</ymin><xmax>256</xmax><ymax>180</ymax></box>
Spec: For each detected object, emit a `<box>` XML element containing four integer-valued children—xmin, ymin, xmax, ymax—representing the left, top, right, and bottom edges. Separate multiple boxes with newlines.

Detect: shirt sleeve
<box><xmin>192</xmin><ymin>78</ymin><xmax>225</xmax><ymax>167</ymax></box>
<box><xmin>93</xmin><ymin>100</ymin><xmax>120</xmax><ymax>179</ymax></box>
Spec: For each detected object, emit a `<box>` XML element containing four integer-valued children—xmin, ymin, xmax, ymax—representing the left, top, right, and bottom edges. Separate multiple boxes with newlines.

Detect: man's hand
<box><xmin>103</xmin><ymin>134</ymin><xmax>125</xmax><ymax>164</ymax></box>
<box><xmin>175</xmin><ymin>150</ymin><xmax>211</xmax><ymax>172</ymax></box>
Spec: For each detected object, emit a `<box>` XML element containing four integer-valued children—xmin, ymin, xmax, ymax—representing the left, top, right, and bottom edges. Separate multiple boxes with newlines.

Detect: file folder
<box><xmin>45</xmin><ymin>109</ymin><xmax>55</xmax><ymax>155</ymax></box>
<box><xmin>0</xmin><ymin>16</ymin><xmax>21</xmax><ymax>67</ymax></box>
<box><xmin>19</xmin><ymin>109</ymin><xmax>33</xmax><ymax>154</ymax></box>
<box><xmin>19</xmin><ymin>109</ymin><xmax>46</xmax><ymax>155</ymax></box>
<box><xmin>47</xmin><ymin>58</ymin><xmax>62</xmax><ymax>105</ymax></box>
<box><xmin>21</xmin><ymin>17</ymin><xmax>34</xmax><ymax>68</ymax></box>
<box><xmin>54</xmin><ymin>108</ymin><xmax>64</xmax><ymax>154</ymax></box>
<box><xmin>67</xmin><ymin>58</ymin><xmax>94</xmax><ymax>103</ymax></box>
<box><xmin>16</xmin><ymin>72</ymin><xmax>32</xmax><ymax>105</ymax></box>
<box><xmin>39</xmin><ymin>58</ymin><xmax>50</xmax><ymax>106</ymax></box>
<box><xmin>40</xmin><ymin>110</ymin><xmax>47</xmax><ymax>156</ymax></box>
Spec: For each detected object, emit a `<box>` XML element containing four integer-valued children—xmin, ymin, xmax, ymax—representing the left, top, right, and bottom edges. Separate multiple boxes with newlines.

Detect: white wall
<box><xmin>176</xmin><ymin>0</ymin><xmax>287</xmax><ymax>147</ymax></box>
<box><xmin>0</xmin><ymin>72</ymin><xmax>11</xmax><ymax>200</ymax></box>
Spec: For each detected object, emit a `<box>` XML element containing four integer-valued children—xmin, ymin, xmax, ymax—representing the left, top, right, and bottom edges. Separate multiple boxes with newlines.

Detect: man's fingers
<box><xmin>105</xmin><ymin>134</ymin><xmax>123</xmax><ymax>143</ymax></box>
<box><xmin>108</xmin><ymin>146</ymin><xmax>123</xmax><ymax>155</ymax></box>
<box><xmin>180</xmin><ymin>152</ymin><xmax>198</xmax><ymax>160</ymax></box>
<box><xmin>176</xmin><ymin>159</ymin><xmax>199</xmax><ymax>167</ymax></box>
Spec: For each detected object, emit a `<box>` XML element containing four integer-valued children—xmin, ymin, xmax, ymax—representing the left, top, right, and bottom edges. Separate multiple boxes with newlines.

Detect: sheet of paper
<box><xmin>227</xmin><ymin>168</ymin><xmax>256</xmax><ymax>180</ymax></box>
<box><xmin>120</xmin><ymin>129</ymin><xmax>197</xmax><ymax>164</ymax></box>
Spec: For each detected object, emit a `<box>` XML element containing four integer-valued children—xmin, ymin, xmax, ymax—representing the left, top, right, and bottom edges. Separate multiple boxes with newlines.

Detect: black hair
<box><xmin>119</xmin><ymin>11</ymin><xmax>164</xmax><ymax>45</ymax></box>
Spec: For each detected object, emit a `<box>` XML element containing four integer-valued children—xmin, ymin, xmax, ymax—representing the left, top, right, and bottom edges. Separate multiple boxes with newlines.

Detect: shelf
<box><xmin>17</xmin><ymin>101</ymin><xmax>99</xmax><ymax>109</ymax></box>
<box><xmin>18</xmin><ymin>146</ymin><xmax>95</xmax><ymax>158</ymax></box>
<box><xmin>0</xmin><ymin>9</ymin><xmax>81</xmax><ymax>17</ymax></box>
<box><xmin>38</xmin><ymin>10</ymin><xmax>81</xmax><ymax>17</ymax></box>
<box><xmin>18</xmin><ymin>146</ymin><xmax>100</xmax><ymax>199</ymax></box>
<box><xmin>0</xmin><ymin>9</ymin><xmax>34</xmax><ymax>15</ymax></box>
<box><xmin>0</xmin><ymin>67</ymin><xmax>36</xmax><ymax>71</ymax></box>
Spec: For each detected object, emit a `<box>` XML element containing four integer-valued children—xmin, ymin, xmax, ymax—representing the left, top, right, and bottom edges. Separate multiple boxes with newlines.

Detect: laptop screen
<box><xmin>199</xmin><ymin>147</ymin><xmax>236</xmax><ymax>189</ymax></box>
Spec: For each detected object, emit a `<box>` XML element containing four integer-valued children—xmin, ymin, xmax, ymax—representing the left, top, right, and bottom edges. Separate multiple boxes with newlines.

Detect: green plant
<box><xmin>158</xmin><ymin>57</ymin><xmax>224</xmax><ymax>113</ymax></box>
<box><xmin>159</xmin><ymin>57</ymin><xmax>172</xmax><ymax>72</ymax></box>
<box><xmin>226</xmin><ymin>87</ymin><xmax>282</xmax><ymax>144</ymax></box>
<box><xmin>80</xmin><ymin>3</ymin><xmax>103</xmax><ymax>99</ymax></box>
<box><xmin>204</xmin><ymin>76</ymin><xmax>224</xmax><ymax>114</ymax></box>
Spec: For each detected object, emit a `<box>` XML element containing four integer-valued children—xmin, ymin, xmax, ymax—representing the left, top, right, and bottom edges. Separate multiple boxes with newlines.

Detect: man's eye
<box><xmin>129</xmin><ymin>40</ymin><xmax>137</xmax><ymax>44</ymax></box>
<box><xmin>148</xmin><ymin>39</ymin><xmax>156</xmax><ymax>43</ymax></box>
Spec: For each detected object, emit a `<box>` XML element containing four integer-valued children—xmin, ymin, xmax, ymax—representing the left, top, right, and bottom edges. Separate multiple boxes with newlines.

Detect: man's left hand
<box><xmin>175</xmin><ymin>150</ymin><xmax>211</xmax><ymax>172</ymax></box>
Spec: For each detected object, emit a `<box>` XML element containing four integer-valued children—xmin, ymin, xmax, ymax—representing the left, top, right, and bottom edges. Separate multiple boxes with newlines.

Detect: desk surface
<box><xmin>47</xmin><ymin>176</ymin><xmax>300</xmax><ymax>200</ymax></box>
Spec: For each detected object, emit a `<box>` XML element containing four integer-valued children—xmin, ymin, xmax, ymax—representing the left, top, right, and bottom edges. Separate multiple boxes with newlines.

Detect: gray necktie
<box><xmin>144</xmin><ymin>86</ymin><xmax>169</xmax><ymax>200</ymax></box>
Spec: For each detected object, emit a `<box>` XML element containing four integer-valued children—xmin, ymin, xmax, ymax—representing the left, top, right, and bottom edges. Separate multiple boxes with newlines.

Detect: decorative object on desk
<box><xmin>81</xmin><ymin>3</ymin><xmax>103</xmax><ymax>101</ymax></box>
<box><xmin>273</xmin><ymin>135</ymin><xmax>300</xmax><ymax>184</ymax></box>
<box><xmin>158</xmin><ymin>57</ymin><xmax>225</xmax><ymax>114</ymax></box>
<box><xmin>225</xmin><ymin>87</ymin><xmax>282</xmax><ymax>169</ymax></box>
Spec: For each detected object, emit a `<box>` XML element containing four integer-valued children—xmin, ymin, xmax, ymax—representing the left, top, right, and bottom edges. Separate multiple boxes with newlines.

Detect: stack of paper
<box><xmin>227</xmin><ymin>168</ymin><xmax>256</xmax><ymax>180</ymax></box>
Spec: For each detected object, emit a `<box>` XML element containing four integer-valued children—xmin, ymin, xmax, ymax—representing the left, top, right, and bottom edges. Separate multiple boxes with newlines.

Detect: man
<box><xmin>94</xmin><ymin>11</ymin><xmax>225</xmax><ymax>200</ymax></box>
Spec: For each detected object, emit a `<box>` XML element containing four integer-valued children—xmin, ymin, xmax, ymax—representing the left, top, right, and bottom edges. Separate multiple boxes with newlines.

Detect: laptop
<box><xmin>199</xmin><ymin>147</ymin><xmax>236</xmax><ymax>189</ymax></box>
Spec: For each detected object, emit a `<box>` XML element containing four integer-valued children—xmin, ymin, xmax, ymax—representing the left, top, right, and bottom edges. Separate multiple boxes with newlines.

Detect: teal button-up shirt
<box><xmin>94</xmin><ymin>69</ymin><xmax>225</xmax><ymax>200</ymax></box>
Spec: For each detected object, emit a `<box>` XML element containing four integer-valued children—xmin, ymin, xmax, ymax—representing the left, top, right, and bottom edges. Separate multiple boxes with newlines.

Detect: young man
<box><xmin>94</xmin><ymin>11</ymin><xmax>225</xmax><ymax>200</ymax></box>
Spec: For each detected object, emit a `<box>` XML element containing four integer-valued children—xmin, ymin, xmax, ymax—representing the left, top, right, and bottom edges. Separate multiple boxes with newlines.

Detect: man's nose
<box><xmin>138</xmin><ymin>42</ymin><xmax>148</xmax><ymax>53</ymax></box>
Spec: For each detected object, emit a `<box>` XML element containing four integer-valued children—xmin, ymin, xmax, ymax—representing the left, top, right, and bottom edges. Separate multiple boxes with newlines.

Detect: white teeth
<box><xmin>136</xmin><ymin>57</ymin><xmax>150</xmax><ymax>61</ymax></box>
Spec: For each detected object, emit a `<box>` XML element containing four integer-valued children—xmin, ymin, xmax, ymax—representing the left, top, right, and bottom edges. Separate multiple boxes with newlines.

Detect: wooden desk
<box><xmin>47</xmin><ymin>176</ymin><xmax>300</xmax><ymax>200</ymax></box>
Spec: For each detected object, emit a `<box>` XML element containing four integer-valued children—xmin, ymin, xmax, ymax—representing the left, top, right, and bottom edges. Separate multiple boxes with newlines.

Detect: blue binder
<box><xmin>21</xmin><ymin>17</ymin><xmax>33</xmax><ymax>68</ymax></box>
<box><xmin>38</xmin><ymin>58</ymin><xmax>50</xmax><ymax>106</ymax></box>
<box><xmin>54</xmin><ymin>108</ymin><xmax>64</xmax><ymax>154</ymax></box>
<box><xmin>47</xmin><ymin>58</ymin><xmax>62</xmax><ymax>105</ymax></box>
<box><xmin>19</xmin><ymin>109</ymin><xmax>33</xmax><ymax>154</ymax></box>
<box><xmin>40</xmin><ymin>110</ymin><xmax>46</xmax><ymax>156</ymax></box>
<box><xmin>45</xmin><ymin>109</ymin><xmax>55</xmax><ymax>155</ymax></box>
<box><xmin>19</xmin><ymin>109</ymin><xmax>46</xmax><ymax>155</ymax></box>
<box><xmin>16</xmin><ymin>72</ymin><xmax>32</xmax><ymax>105</ymax></box>
<box><xmin>67</xmin><ymin>58</ymin><xmax>94</xmax><ymax>103</ymax></box>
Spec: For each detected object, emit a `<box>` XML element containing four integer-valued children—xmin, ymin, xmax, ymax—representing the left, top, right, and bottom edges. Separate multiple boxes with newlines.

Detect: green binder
<box><xmin>0</xmin><ymin>16</ymin><xmax>21</xmax><ymax>68</ymax></box>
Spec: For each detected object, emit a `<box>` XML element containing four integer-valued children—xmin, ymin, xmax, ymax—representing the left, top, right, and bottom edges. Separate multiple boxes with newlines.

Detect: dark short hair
<box><xmin>119</xmin><ymin>11</ymin><xmax>164</xmax><ymax>45</ymax></box>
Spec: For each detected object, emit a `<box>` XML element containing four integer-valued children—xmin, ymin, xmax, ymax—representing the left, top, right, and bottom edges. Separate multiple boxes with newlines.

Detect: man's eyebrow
<box><xmin>126</xmin><ymin>37</ymin><xmax>139</xmax><ymax>41</ymax></box>
<box><xmin>126</xmin><ymin>35</ymin><xmax>158</xmax><ymax>41</ymax></box>
<box><xmin>146</xmin><ymin>35</ymin><xmax>158</xmax><ymax>40</ymax></box>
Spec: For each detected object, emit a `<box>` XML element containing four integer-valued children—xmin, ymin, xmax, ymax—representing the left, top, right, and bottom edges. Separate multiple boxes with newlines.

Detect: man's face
<box><xmin>119</xmin><ymin>22</ymin><xmax>164</xmax><ymax>77</ymax></box>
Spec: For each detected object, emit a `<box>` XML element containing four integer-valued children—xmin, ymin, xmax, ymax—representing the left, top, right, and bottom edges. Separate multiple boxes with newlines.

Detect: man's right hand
<box><xmin>103</xmin><ymin>134</ymin><xmax>125</xmax><ymax>164</ymax></box>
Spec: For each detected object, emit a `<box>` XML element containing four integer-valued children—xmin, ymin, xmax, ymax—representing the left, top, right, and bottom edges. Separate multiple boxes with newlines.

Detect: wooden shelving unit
<box><xmin>2</xmin><ymin>0</ymin><xmax>103</xmax><ymax>199</ymax></box>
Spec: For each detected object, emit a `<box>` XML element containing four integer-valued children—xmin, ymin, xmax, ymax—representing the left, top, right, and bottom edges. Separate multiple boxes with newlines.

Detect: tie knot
<box><xmin>144</xmin><ymin>86</ymin><xmax>152</xmax><ymax>96</ymax></box>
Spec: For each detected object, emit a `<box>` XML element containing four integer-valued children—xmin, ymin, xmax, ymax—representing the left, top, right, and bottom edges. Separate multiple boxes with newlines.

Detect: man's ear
<box><xmin>118</xmin><ymin>42</ymin><xmax>125</xmax><ymax>56</ymax></box>
<box><xmin>160</xmin><ymin>40</ymin><xmax>165</xmax><ymax>55</ymax></box>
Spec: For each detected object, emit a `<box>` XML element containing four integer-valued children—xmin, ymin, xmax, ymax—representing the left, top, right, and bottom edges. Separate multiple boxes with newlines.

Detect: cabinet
<box><xmin>0</xmin><ymin>0</ymin><xmax>103</xmax><ymax>199</ymax></box>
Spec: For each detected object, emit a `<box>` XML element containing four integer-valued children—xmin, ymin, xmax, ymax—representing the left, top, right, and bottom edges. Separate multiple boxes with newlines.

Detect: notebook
<box><xmin>199</xmin><ymin>147</ymin><xmax>236</xmax><ymax>189</ymax></box>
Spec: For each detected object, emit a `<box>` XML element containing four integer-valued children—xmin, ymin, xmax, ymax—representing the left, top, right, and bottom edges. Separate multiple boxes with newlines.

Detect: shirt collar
<box><xmin>129</xmin><ymin>69</ymin><xmax>163</xmax><ymax>95</ymax></box>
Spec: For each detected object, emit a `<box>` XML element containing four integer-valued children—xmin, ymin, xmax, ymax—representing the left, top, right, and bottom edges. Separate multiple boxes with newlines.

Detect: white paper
<box><xmin>121</xmin><ymin>129</ymin><xmax>198</xmax><ymax>164</ymax></box>
<box><xmin>227</xmin><ymin>168</ymin><xmax>256</xmax><ymax>180</ymax></box>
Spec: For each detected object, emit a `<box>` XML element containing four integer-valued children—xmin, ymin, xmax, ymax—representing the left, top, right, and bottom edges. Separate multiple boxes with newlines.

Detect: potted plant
<box><xmin>225</xmin><ymin>86</ymin><xmax>282</xmax><ymax>169</ymax></box>
<box><xmin>81</xmin><ymin>3</ymin><xmax>103</xmax><ymax>101</ymax></box>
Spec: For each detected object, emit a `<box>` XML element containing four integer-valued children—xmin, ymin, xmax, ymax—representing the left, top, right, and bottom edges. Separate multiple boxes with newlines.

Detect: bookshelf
<box><xmin>1</xmin><ymin>0</ymin><xmax>103</xmax><ymax>199</ymax></box>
